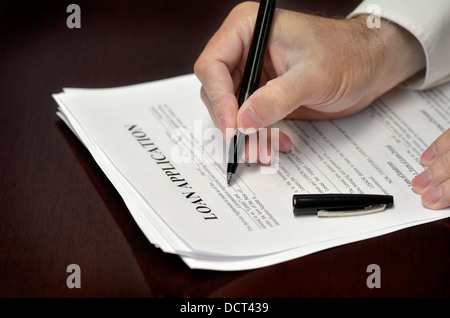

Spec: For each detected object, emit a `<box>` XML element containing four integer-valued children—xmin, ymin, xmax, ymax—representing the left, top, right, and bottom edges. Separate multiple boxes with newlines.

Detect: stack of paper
<box><xmin>54</xmin><ymin>74</ymin><xmax>450</xmax><ymax>271</ymax></box>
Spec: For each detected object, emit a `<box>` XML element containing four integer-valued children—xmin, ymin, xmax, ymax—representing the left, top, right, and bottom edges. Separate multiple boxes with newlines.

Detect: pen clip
<box><xmin>317</xmin><ymin>204</ymin><xmax>387</xmax><ymax>217</ymax></box>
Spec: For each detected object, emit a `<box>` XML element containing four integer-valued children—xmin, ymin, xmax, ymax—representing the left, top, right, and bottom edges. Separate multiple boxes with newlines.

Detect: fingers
<box><xmin>199</xmin><ymin>68</ymin><xmax>241</xmax><ymax>136</ymax></box>
<box><xmin>195</xmin><ymin>60</ymin><xmax>240</xmax><ymax>136</ymax></box>
<box><xmin>412</xmin><ymin>130</ymin><xmax>450</xmax><ymax>209</ymax></box>
<box><xmin>243</xmin><ymin>129</ymin><xmax>292</xmax><ymax>165</ymax></box>
<box><xmin>412</xmin><ymin>177</ymin><xmax>450</xmax><ymax>210</ymax></box>
<box><xmin>420</xmin><ymin>129</ymin><xmax>450</xmax><ymax>166</ymax></box>
<box><xmin>237</xmin><ymin>69</ymin><xmax>311</xmax><ymax>131</ymax></box>
<box><xmin>194</xmin><ymin>2</ymin><xmax>257</xmax><ymax>136</ymax></box>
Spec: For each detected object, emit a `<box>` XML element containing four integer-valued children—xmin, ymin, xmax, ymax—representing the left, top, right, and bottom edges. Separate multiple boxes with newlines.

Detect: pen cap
<box><xmin>292</xmin><ymin>194</ymin><xmax>394</xmax><ymax>215</ymax></box>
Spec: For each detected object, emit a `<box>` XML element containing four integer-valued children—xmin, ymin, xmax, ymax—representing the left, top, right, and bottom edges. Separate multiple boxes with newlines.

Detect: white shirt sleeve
<box><xmin>348</xmin><ymin>0</ymin><xmax>450</xmax><ymax>90</ymax></box>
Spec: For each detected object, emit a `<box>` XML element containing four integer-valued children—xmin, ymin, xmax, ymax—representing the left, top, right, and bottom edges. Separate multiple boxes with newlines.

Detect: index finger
<box><xmin>421</xmin><ymin>129</ymin><xmax>450</xmax><ymax>166</ymax></box>
<box><xmin>194</xmin><ymin>2</ymin><xmax>257</xmax><ymax>135</ymax></box>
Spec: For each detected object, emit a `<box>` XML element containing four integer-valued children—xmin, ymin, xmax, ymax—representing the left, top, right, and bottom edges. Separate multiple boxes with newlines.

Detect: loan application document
<box><xmin>54</xmin><ymin>74</ymin><xmax>450</xmax><ymax>270</ymax></box>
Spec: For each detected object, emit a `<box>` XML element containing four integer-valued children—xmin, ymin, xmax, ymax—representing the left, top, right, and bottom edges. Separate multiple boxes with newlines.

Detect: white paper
<box><xmin>53</xmin><ymin>74</ymin><xmax>450</xmax><ymax>270</ymax></box>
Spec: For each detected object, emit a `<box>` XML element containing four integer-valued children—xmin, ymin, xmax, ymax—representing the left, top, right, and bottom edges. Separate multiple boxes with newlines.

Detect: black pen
<box><xmin>227</xmin><ymin>0</ymin><xmax>276</xmax><ymax>185</ymax></box>
<box><xmin>293</xmin><ymin>194</ymin><xmax>394</xmax><ymax>217</ymax></box>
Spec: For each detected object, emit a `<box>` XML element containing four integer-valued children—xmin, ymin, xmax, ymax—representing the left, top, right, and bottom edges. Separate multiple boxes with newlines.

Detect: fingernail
<box><xmin>422</xmin><ymin>186</ymin><xmax>442</xmax><ymax>205</ymax></box>
<box><xmin>412</xmin><ymin>169</ymin><xmax>431</xmax><ymax>190</ymax></box>
<box><xmin>421</xmin><ymin>143</ymin><xmax>437</xmax><ymax>163</ymax></box>
<box><xmin>239</xmin><ymin>107</ymin><xmax>263</xmax><ymax>132</ymax></box>
<box><xmin>279</xmin><ymin>135</ymin><xmax>292</xmax><ymax>152</ymax></box>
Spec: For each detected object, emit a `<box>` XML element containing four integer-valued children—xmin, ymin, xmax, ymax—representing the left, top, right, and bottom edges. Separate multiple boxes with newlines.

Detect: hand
<box><xmin>194</xmin><ymin>2</ymin><xmax>425</xmax><ymax>149</ymax></box>
<box><xmin>412</xmin><ymin>129</ymin><xmax>450</xmax><ymax>210</ymax></box>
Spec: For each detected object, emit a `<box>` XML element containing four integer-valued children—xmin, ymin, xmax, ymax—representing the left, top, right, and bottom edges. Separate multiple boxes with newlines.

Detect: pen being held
<box><xmin>226</xmin><ymin>0</ymin><xmax>276</xmax><ymax>185</ymax></box>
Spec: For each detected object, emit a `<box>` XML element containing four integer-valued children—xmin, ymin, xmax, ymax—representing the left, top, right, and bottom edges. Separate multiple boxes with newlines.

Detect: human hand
<box><xmin>412</xmin><ymin>130</ymin><xmax>450</xmax><ymax>210</ymax></box>
<box><xmin>194</xmin><ymin>1</ymin><xmax>425</xmax><ymax>149</ymax></box>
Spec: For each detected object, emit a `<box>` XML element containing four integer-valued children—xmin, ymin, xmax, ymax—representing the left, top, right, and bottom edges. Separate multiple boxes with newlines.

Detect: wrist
<box><xmin>349</xmin><ymin>14</ymin><xmax>425</xmax><ymax>93</ymax></box>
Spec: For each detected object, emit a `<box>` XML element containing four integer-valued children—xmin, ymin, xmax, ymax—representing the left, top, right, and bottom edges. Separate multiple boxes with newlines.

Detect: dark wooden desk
<box><xmin>1</xmin><ymin>0</ymin><xmax>449</xmax><ymax>299</ymax></box>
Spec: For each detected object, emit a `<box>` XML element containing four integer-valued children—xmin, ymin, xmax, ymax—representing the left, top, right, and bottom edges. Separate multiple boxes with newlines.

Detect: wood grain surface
<box><xmin>1</xmin><ymin>0</ymin><xmax>448</xmax><ymax>298</ymax></box>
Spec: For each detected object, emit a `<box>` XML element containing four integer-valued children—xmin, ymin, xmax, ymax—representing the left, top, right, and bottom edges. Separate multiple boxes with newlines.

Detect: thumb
<box><xmin>236</xmin><ymin>70</ymin><xmax>310</xmax><ymax>131</ymax></box>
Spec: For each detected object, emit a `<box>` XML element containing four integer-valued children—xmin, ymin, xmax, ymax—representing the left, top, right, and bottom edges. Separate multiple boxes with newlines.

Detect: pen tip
<box><xmin>227</xmin><ymin>173</ymin><xmax>233</xmax><ymax>185</ymax></box>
